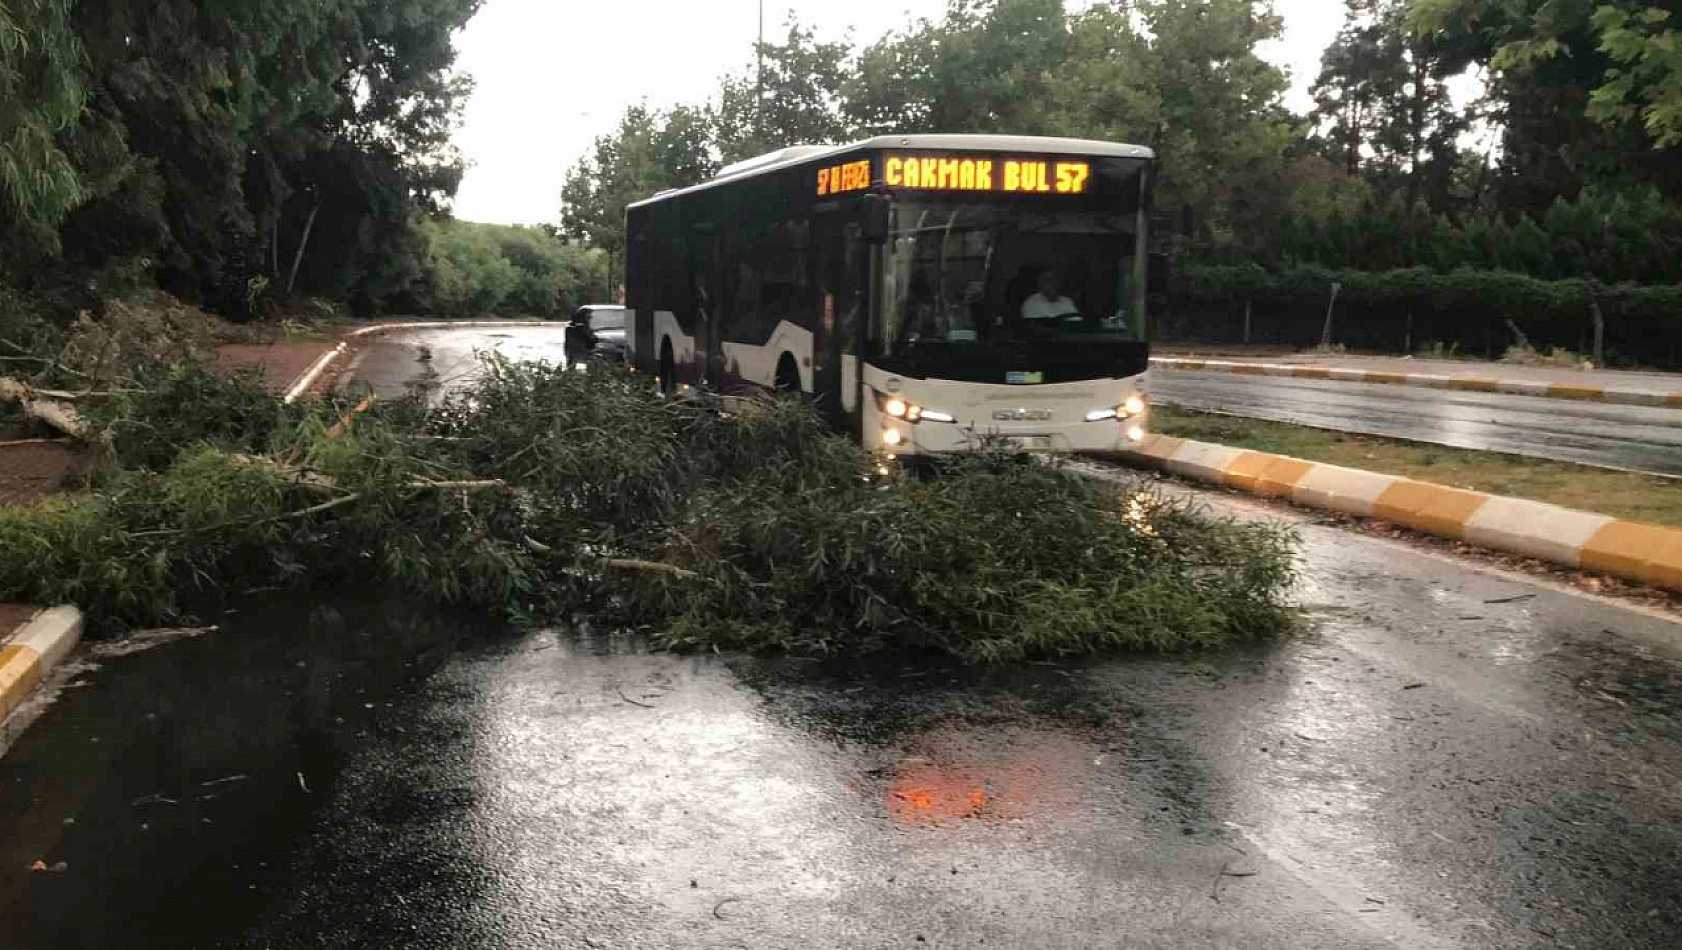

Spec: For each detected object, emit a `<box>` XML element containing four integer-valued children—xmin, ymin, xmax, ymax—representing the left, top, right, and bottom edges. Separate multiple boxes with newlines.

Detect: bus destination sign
<box><xmin>886</xmin><ymin>155</ymin><xmax>1090</xmax><ymax>194</ymax></box>
<box><xmin>816</xmin><ymin>159</ymin><xmax>872</xmax><ymax>196</ymax></box>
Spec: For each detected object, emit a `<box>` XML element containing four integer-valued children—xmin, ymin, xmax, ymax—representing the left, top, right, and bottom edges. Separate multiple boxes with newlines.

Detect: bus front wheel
<box><xmin>659</xmin><ymin>341</ymin><xmax>675</xmax><ymax>394</ymax></box>
<box><xmin>774</xmin><ymin>355</ymin><xmax>800</xmax><ymax>394</ymax></box>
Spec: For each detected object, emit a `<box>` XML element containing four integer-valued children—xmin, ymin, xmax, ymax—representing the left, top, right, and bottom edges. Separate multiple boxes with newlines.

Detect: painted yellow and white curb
<box><xmin>1125</xmin><ymin>434</ymin><xmax>1682</xmax><ymax>592</ymax></box>
<box><xmin>0</xmin><ymin>607</ymin><xmax>83</xmax><ymax>722</ymax></box>
<box><xmin>1150</xmin><ymin>357</ymin><xmax>1682</xmax><ymax>409</ymax></box>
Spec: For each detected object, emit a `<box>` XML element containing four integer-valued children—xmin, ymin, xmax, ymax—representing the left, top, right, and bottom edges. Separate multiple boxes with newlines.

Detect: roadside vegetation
<box><xmin>0</xmin><ymin>319</ymin><xmax>1295</xmax><ymax>659</ymax></box>
<box><xmin>1152</xmin><ymin>405</ymin><xmax>1682</xmax><ymax>527</ymax></box>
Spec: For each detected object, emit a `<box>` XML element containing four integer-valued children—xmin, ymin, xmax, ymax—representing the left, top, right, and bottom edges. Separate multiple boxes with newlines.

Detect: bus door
<box><xmin>686</xmin><ymin>226</ymin><xmax>723</xmax><ymax>386</ymax></box>
<box><xmin>815</xmin><ymin>214</ymin><xmax>867</xmax><ymax>422</ymax></box>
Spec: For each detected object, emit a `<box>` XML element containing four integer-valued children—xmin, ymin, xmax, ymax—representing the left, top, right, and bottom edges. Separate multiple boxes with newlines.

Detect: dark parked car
<box><xmin>565</xmin><ymin>305</ymin><xmax>629</xmax><ymax>365</ymax></box>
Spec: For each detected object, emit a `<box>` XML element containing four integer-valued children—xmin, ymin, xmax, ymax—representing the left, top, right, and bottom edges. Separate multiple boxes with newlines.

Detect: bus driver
<box><xmin>1020</xmin><ymin>268</ymin><xmax>1079</xmax><ymax>321</ymax></box>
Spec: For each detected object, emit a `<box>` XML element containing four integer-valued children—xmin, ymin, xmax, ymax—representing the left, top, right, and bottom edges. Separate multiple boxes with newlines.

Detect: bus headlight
<box><xmin>1123</xmin><ymin>395</ymin><xmax>1147</xmax><ymax>416</ymax></box>
<box><xmin>1127</xmin><ymin>425</ymin><xmax>1146</xmax><ymax>442</ymax></box>
<box><xmin>873</xmin><ymin>390</ymin><xmax>954</xmax><ymax>424</ymax></box>
<box><xmin>882</xmin><ymin>428</ymin><xmax>905</xmax><ymax>447</ymax></box>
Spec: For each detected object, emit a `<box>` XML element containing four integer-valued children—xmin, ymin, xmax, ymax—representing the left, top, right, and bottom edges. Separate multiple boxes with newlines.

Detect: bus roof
<box><xmin>626</xmin><ymin>134</ymin><xmax>1154</xmax><ymax>210</ymax></box>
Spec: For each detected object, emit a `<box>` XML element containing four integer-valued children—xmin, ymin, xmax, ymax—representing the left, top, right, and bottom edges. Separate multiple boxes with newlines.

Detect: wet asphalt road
<box><xmin>341</xmin><ymin>325</ymin><xmax>573</xmax><ymax>400</ymax></box>
<box><xmin>3</xmin><ymin>496</ymin><xmax>1682</xmax><ymax>948</ymax></box>
<box><xmin>1153</xmin><ymin>371</ymin><xmax>1682</xmax><ymax>476</ymax></box>
<box><xmin>3</xmin><ymin>326</ymin><xmax>1682</xmax><ymax>948</ymax></box>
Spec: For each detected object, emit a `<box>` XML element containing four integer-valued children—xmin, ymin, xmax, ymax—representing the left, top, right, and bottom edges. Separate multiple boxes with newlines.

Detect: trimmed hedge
<box><xmin>1169</xmin><ymin>264</ymin><xmax>1682</xmax><ymax>368</ymax></box>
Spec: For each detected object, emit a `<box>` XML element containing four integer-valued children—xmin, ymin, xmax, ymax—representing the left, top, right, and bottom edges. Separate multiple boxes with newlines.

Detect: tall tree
<box><xmin>1408</xmin><ymin>0</ymin><xmax>1682</xmax><ymax>209</ymax></box>
<box><xmin>1042</xmin><ymin>0</ymin><xmax>1294</xmax><ymax>255</ymax></box>
<box><xmin>1312</xmin><ymin>0</ymin><xmax>1464</xmax><ymax>208</ymax></box>
<box><xmin>29</xmin><ymin>0</ymin><xmax>480</xmax><ymax>313</ymax></box>
<box><xmin>560</xmin><ymin>106</ymin><xmax>718</xmax><ymax>281</ymax></box>
<box><xmin>845</xmin><ymin>0</ymin><xmax>1068</xmax><ymax>136</ymax></box>
<box><xmin>0</xmin><ymin>0</ymin><xmax>86</xmax><ymax>253</ymax></box>
<box><xmin>714</xmin><ymin>21</ymin><xmax>853</xmax><ymax>164</ymax></box>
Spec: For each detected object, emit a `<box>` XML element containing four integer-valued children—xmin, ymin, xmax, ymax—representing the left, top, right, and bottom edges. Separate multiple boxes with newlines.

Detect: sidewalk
<box><xmin>1151</xmin><ymin>353</ymin><xmax>1682</xmax><ymax>406</ymax></box>
<box><xmin>214</xmin><ymin>339</ymin><xmax>342</xmax><ymax>398</ymax></box>
<box><xmin>0</xmin><ymin>430</ymin><xmax>83</xmax><ymax>508</ymax></box>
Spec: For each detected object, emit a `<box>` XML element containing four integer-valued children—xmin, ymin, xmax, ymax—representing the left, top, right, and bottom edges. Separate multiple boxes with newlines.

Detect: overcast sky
<box><xmin>450</xmin><ymin>0</ymin><xmax>1345</xmax><ymax>225</ymax></box>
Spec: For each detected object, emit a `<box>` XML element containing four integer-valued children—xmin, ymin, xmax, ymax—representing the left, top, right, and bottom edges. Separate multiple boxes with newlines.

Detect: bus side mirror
<box><xmin>860</xmin><ymin>194</ymin><xmax>890</xmax><ymax>245</ymax></box>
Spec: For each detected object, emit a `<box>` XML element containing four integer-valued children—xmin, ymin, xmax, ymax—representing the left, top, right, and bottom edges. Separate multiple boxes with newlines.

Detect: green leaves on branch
<box><xmin>1588</xmin><ymin>4</ymin><xmax>1682</xmax><ymax>148</ymax></box>
<box><xmin>0</xmin><ymin>356</ymin><xmax>1299</xmax><ymax>659</ymax></box>
<box><xmin>1</xmin><ymin>0</ymin><xmax>483</xmax><ymax>314</ymax></box>
<box><xmin>1409</xmin><ymin>0</ymin><xmax>1682</xmax><ymax>149</ymax></box>
<box><xmin>0</xmin><ymin>0</ymin><xmax>87</xmax><ymax>240</ymax></box>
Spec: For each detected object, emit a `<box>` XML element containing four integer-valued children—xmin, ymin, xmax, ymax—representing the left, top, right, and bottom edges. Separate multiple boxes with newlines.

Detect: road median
<box><xmin>1123</xmin><ymin>433</ymin><xmax>1682</xmax><ymax>593</ymax></box>
<box><xmin>1151</xmin><ymin>356</ymin><xmax>1682</xmax><ymax>408</ymax></box>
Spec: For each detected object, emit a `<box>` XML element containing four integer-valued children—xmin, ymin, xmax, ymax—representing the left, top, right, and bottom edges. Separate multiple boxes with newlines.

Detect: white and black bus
<box><xmin>624</xmin><ymin>134</ymin><xmax>1156</xmax><ymax>455</ymax></box>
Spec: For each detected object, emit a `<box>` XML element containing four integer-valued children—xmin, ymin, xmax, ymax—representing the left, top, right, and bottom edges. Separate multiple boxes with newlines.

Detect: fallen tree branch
<box><xmin>412</xmin><ymin>479</ymin><xmax>506</xmax><ymax>491</ymax></box>
<box><xmin>0</xmin><ymin>438</ymin><xmax>71</xmax><ymax>448</ymax></box>
<box><xmin>277</xmin><ymin>492</ymin><xmax>366</xmax><ymax>522</ymax></box>
<box><xmin>226</xmin><ymin>454</ymin><xmax>337</xmax><ymax>495</ymax></box>
<box><xmin>33</xmin><ymin>388</ymin><xmax>146</xmax><ymax>399</ymax></box>
<box><xmin>324</xmin><ymin>392</ymin><xmax>376</xmax><ymax>441</ymax></box>
<box><xmin>602</xmin><ymin>558</ymin><xmax>700</xmax><ymax>579</ymax></box>
<box><xmin>0</xmin><ymin>377</ymin><xmax>86</xmax><ymax>438</ymax></box>
<box><xmin>0</xmin><ymin>339</ymin><xmax>92</xmax><ymax>380</ymax></box>
<box><xmin>126</xmin><ymin>478</ymin><xmax>507</xmax><ymax>539</ymax></box>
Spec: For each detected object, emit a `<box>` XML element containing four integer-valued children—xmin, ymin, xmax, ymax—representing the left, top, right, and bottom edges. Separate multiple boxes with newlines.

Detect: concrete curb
<box><xmin>0</xmin><ymin>607</ymin><xmax>83</xmax><ymax>722</ymax></box>
<box><xmin>1122</xmin><ymin>434</ymin><xmax>1682</xmax><ymax>592</ymax></box>
<box><xmin>279</xmin><ymin>320</ymin><xmax>562</xmax><ymax>404</ymax></box>
<box><xmin>1150</xmin><ymin>357</ymin><xmax>1682</xmax><ymax>408</ymax></box>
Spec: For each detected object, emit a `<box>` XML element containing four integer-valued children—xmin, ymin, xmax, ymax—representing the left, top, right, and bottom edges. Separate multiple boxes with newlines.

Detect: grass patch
<box><xmin>1151</xmin><ymin>405</ymin><xmax>1682</xmax><ymax>526</ymax></box>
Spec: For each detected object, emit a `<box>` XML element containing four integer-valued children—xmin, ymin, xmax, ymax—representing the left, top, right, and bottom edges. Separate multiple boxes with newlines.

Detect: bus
<box><xmin>623</xmin><ymin>134</ymin><xmax>1156</xmax><ymax>456</ymax></box>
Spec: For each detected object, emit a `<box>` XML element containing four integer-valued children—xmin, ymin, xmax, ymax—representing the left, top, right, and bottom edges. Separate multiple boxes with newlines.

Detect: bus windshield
<box><xmin>878</xmin><ymin>201</ymin><xmax>1140</xmax><ymax>360</ymax></box>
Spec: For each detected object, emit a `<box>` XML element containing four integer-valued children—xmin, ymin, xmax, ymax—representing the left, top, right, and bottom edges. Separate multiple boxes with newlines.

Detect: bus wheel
<box><xmin>659</xmin><ymin>340</ymin><xmax>675</xmax><ymax>394</ymax></box>
<box><xmin>773</xmin><ymin>355</ymin><xmax>801</xmax><ymax>394</ymax></box>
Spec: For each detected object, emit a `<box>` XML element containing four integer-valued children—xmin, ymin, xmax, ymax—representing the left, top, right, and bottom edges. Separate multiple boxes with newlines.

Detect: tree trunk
<box><xmin>1321</xmin><ymin>284</ymin><xmax>1341</xmax><ymax>349</ymax></box>
<box><xmin>1407</xmin><ymin>56</ymin><xmax>1427</xmax><ymax>208</ymax></box>
<box><xmin>1503</xmin><ymin>317</ymin><xmax>1533</xmax><ymax>353</ymax></box>
<box><xmin>1588</xmin><ymin>284</ymin><xmax>1606</xmax><ymax>368</ymax></box>
<box><xmin>1243</xmin><ymin>299</ymin><xmax>1252</xmax><ymax>345</ymax></box>
<box><xmin>287</xmin><ymin>195</ymin><xmax>321</xmax><ymax>295</ymax></box>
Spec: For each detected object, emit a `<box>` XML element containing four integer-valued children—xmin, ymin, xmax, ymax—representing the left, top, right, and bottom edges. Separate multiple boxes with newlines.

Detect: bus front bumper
<box><xmin>876</xmin><ymin>413</ymin><xmax>1149</xmax><ymax>456</ymax></box>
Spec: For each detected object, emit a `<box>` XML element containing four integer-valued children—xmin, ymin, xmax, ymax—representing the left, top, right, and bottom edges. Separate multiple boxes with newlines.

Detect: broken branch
<box><xmin>0</xmin><ymin>377</ymin><xmax>86</xmax><ymax>438</ymax></box>
<box><xmin>602</xmin><ymin>558</ymin><xmax>699</xmax><ymax>579</ymax></box>
<box><xmin>127</xmin><ymin>478</ymin><xmax>506</xmax><ymax>539</ymax></box>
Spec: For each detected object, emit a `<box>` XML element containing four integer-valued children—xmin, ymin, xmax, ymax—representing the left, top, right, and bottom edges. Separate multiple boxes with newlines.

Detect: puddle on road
<box><xmin>0</xmin><ymin>593</ymin><xmax>503</xmax><ymax>950</ymax></box>
<box><xmin>730</xmin><ymin>654</ymin><xmax>1154</xmax><ymax>831</ymax></box>
<box><xmin>877</xmin><ymin>723</ymin><xmax>1093</xmax><ymax>827</ymax></box>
